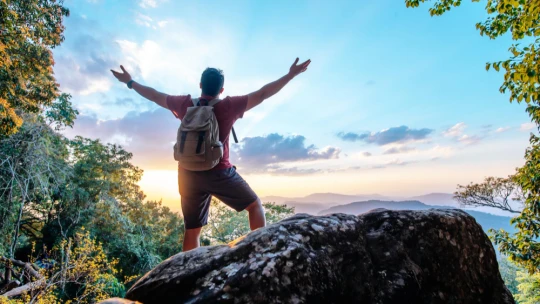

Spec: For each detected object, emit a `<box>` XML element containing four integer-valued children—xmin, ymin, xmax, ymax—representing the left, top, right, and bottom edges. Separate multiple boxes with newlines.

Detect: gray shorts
<box><xmin>178</xmin><ymin>166</ymin><xmax>258</xmax><ymax>229</ymax></box>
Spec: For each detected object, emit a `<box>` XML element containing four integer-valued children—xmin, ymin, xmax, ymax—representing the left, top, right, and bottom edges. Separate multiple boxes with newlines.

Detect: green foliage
<box><xmin>91</xmin><ymin>198</ymin><xmax>184</xmax><ymax>278</ymax></box>
<box><xmin>405</xmin><ymin>0</ymin><xmax>540</xmax><ymax>276</ymax></box>
<box><xmin>0</xmin><ymin>115</ymin><xmax>185</xmax><ymax>300</ymax></box>
<box><xmin>515</xmin><ymin>270</ymin><xmax>540</xmax><ymax>303</ymax></box>
<box><xmin>499</xmin><ymin>257</ymin><xmax>520</xmax><ymax>295</ymax></box>
<box><xmin>0</xmin><ymin>0</ymin><xmax>70</xmax><ymax>136</ymax></box>
<box><xmin>0</xmin><ymin>114</ymin><xmax>71</xmax><ymax>257</ymax></box>
<box><xmin>203</xmin><ymin>200</ymin><xmax>295</xmax><ymax>245</ymax></box>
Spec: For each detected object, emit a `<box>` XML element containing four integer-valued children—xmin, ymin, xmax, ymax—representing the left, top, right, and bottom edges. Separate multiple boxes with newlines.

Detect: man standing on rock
<box><xmin>111</xmin><ymin>58</ymin><xmax>311</xmax><ymax>251</ymax></box>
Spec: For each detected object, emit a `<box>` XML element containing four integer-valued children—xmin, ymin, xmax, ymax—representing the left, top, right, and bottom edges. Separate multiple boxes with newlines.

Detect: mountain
<box><xmin>318</xmin><ymin>200</ymin><xmax>514</xmax><ymax>234</ymax></box>
<box><xmin>408</xmin><ymin>193</ymin><xmax>458</xmax><ymax>207</ymax></box>
<box><xmin>261</xmin><ymin>192</ymin><xmax>395</xmax><ymax>205</ymax></box>
<box><xmin>261</xmin><ymin>193</ymin><xmax>398</xmax><ymax>214</ymax></box>
<box><xmin>282</xmin><ymin>202</ymin><xmax>328</xmax><ymax>215</ymax></box>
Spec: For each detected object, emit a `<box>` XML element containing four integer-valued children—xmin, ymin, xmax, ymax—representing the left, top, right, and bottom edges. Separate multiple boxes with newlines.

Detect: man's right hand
<box><xmin>288</xmin><ymin>58</ymin><xmax>311</xmax><ymax>78</ymax></box>
<box><xmin>110</xmin><ymin>65</ymin><xmax>132</xmax><ymax>84</ymax></box>
<box><xmin>110</xmin><ymin>64</ymin><xmax>169</xmax><ymax>109</ymax></box>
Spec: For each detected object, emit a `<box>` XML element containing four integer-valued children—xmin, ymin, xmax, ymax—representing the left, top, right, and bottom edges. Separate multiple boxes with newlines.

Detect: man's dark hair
<box><xmin>201</xmin><ymin>68</ymin><xmax>224</xmax><ymax>97</ymax></box>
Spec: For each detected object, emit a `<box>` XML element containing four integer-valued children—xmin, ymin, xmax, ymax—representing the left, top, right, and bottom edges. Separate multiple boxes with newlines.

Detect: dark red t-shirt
<box><xmin>166</xmin><ymin>94</ymin><xmax>248</xmax><ymax>170</ymax></box>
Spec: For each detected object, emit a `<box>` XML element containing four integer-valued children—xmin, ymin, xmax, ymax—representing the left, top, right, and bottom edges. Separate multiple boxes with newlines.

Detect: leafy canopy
<box><xmin>0</xmin><ymin>0</ymin><xmax>70</xmax><ymax>136</ymax></box>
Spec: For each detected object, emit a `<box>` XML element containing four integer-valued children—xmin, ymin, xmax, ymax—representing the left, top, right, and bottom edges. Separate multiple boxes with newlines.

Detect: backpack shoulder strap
<box><xmin>208</xmin><ymin>98</ymin><xmax>221</xmax><ymax>107</ymax></box>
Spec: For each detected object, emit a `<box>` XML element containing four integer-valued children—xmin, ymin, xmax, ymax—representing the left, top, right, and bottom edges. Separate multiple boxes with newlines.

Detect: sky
<box><xmin>57</xmin><ymin>0</ymin><xmax>534</xmax><ymax>212</ymax></box>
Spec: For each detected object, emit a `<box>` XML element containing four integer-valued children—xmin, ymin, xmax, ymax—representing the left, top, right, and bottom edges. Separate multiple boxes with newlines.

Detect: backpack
<box><xmin>173</xmin><ymin>98</ymin><xmax>223</xmax><ymax>171</ymax></box>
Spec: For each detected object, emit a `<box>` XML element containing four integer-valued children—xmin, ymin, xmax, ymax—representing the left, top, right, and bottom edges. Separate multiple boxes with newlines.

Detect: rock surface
<box><xmin>124</xmin><ymin>209</ymin><xmax>514</xmax><ymax>303</ymax></box>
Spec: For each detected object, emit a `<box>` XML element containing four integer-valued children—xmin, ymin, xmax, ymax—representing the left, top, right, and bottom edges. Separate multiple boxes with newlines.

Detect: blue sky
<box><xmin>57</xmin><ymin>0</ymin><xmax>533</xmax><ymax>207</ymax></box>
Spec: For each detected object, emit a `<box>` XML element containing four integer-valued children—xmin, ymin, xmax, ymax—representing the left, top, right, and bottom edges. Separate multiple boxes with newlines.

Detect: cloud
<box><xmin>263</xmin><ymin>165</ymin><xmax>321</xmax><ymax>176</ymax></box>
<box><xmin>54</xmin><ymin>16</ymin><xmax>119</xmax><ymax>96</ymax></box>
<box><xmin>385</xmin><ymin>159</ymin><xmax>415</xmax><ymax>166</ymax></box>
<box><xmin>443</xmin><ymin>122</ymin><xmax>466</xmax><ymax>138</ymax></box>
<box><xmin>135</xmin><ymin>13</ymin><xmax>153</xmax><ymax>27</ymax></box>
<box><xmin>520</xmin><ymin>122</ymin><xmax>536</xmax><ymax>131</ymax></box>
<box><xmin>362</xmin><ymin>152</ymin><xmax>372</xmax><ymax>157</ymax></box>
<box><xmin>443</xmin><ymin>123</ymin><xmax>485</xmax><ymax>145</ymax></box>
<box><xmin>457</xmin><ymin>134</ymin><xmax>482</xmax><ymax>145</ymax></box>
<box><xmin>115</xmin><ymin>19</ymin><xmax>238</xmax><ymax>92</ymax></box>
<box><xmin>346</xmin><ymin>158</ymin><xmax>417</xmax><ymax>171</ymax></box>
<box><xmin>139</xmin><ymin>0</ymin><xmax>159</xmax><ymax>8</ymax></box>
<box><xmin>235</xmin><ymin>133</ymin><xmax>340</xmax><ymax>165</ymax></box>
<box><xmin>63</xmin><ymin>108</ymin><xmax>179</xmax><ymax>169</ymax></box>
<box><xmin>383</xmin><ymin>146</ymin><xmax>416</xmax><ymax>155</ymax></box>
<box><xmin>495</xmin><ymin>126</ymin><xmax>511</xmax><ymax>133</ymax></box>
<box><xmin>66</xmin><ymin>117</ymin><xmax>341</xmax><ymax>175</ymax></box>
<box><xmin>337</xmin><ymin>126</ymin><xmax>433</xmax><ymax>146</ymax></box>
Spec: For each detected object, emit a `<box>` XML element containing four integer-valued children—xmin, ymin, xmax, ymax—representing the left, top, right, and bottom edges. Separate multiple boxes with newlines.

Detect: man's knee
<box><xmin>184</xmin><ymin>227</ymin><xmax>202</xmax><ymax>237</ymax></box>
<box><xmin>245</xmin><ymin>198</ymin><xmax>262</xmax><ymax>212</ymax></box>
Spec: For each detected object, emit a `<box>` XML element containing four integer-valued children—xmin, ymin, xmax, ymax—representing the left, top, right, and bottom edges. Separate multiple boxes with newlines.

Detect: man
<box><xmin>111</xmin><ymin>58</ymin><xmax>311</xmax><ymax>251</ymax></box>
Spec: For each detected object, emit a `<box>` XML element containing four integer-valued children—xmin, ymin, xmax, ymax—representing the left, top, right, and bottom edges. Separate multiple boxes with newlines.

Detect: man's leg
<box><xmin>178</xmin><ymin>168</ymin><xmax>211</xmax><ymax>252</ymax></box>
<box><xmin>183</xmin><ymin>227</ymin><xmax>202</xmax><ymax>252</ymax></box>
<box><xmin>245</xmin><ymin>198</ymin><xmax>266</xmax><ymax>230</ymax></box>
<box><xmin>210</xmin><ymin>167</ymin><xmax>266</xmax><ymax>231</ymax></box>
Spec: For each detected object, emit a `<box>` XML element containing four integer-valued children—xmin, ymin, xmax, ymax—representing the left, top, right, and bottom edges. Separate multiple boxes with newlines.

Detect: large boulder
<box><xmin>124</xmin><ymin>209</ymin><xmax>514</xmax><ymax>303</ymax></box>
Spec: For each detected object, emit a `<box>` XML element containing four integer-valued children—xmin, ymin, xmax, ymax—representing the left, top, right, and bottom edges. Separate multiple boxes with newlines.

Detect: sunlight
<box><xmin>139</xmin><ymin>170</ymin><xmax>180</xmax><ymax>211</ymax></box>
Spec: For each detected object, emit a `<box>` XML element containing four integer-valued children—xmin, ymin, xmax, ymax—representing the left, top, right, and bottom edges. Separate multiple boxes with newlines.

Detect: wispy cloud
<box><xmin>337</xmin><ymin>126</ymin><xmax>433</xmax><ymax>146</ymax></box>
<box><xmin>495</xmin><ymin>126</ymin><xmax>511</xmax><ymax>133</ymax></box>
<box><xmin>443</xmin><ymin>122</ymin><xmax>483</xmax><ymax>145</ymax></box>
<box><xmin>139</xmin><ymin>0</ymin><xmax>159</xmax><ymax>8</ymax></box>
<box><xmin>443</xmin><ymin>122</ymin><xmax>466</xmax><ymax>138</ymax></box>
<box><xmin>520</xmin><ymin>122</ymin><xmax>536</xmax><ymax>132</ymax></box>
<box><xmin>135</xmin><ymin>13</ymin><xmax>153</xmax><ymax>28</ymax></box>
<box><xmin>383</xmin><ymin>146</ymin><xmax>416</xmax><ymax>155</ymax></box>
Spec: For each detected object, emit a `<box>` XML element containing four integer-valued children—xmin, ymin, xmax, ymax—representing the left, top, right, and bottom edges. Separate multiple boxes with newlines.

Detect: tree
<box><xmin>0</xmin><ymin>229</ymin><xmax>123</xmax><ymax>303</ymax></box>
<box><xmin>203</xmin><ymin>200</ymin><xmax>295</xmax><ymax>245</ymax></box>
<box><xmin>0</xmin><ymin>114</ymin><xmax>71</xmax><ymax>265</ymax></box>
<box><xmin>499</xmin><ymin>257</ymin><xmax>520</xmax><ymax>296</ymax></box>
<box><xmin>515</xmin><ymin>270</ymin><xmax>540</xmax><ymax>304</ymax></box>
<box><xmin>406</xmin><ymin>0</ymin><xmax>540</xmax><ymax>274</ymax></box>
<box><xmin>455</xmin><ymin>176</ymin><xmax>523</xmax><ymax>213</ymax></box>
<box><xmin>0</xmin><ymin>0</ymin><xmax>70</xmax><ymax>136</ymax></box>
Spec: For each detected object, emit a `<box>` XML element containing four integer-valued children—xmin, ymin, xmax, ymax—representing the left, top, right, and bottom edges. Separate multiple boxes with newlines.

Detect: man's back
<box><xmin>166</xmin><ymin>94</ymin><xmax>248</xmax><ymax>170</ymax></box>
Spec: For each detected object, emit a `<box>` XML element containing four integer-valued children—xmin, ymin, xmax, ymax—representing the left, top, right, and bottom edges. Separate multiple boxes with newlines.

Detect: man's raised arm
<box><xmin>110</xmin><ymin>65</ymin><xmax>169</xmax><ymax>109</ymax></box>
<box><xmin>246</xmin><ymin>58</ymin><xmax>311</xmax><ymax>112</ymax></box>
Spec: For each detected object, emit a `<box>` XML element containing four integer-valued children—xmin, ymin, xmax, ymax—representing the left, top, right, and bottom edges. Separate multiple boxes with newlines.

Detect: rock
<box><xmin>123</xmin><ymin>209</ymin><xmax>514</xmax><ymax>303</ymax></box>
<box><xmin>98</xmin><ymin>298</ymin><xmax>141</xmax><ymax>304</ymax></box>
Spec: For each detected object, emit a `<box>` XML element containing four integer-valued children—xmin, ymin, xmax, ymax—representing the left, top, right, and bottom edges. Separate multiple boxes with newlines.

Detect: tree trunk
<box><xmin>0</xmin><ymin>278</ymin><xmax>45</xmax><ymax>298</ymax></box>
<box><xmin>9</xmin><ymin>199</ymin><xmax>25</xmax><ymax>259</ymax></box>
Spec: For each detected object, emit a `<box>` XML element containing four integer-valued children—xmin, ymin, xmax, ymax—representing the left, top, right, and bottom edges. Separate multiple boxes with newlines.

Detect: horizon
<box><xmin>56</xmin><ymin>0</ymin><xmax>532</xmax><ymax>213</ymax></box>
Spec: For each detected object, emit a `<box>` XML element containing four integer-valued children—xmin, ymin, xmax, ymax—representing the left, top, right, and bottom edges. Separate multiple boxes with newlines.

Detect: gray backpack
<box><xmin>173</xmin><ymin>98</ymin><xmax>223</xmax><ymax>171</ymax></box>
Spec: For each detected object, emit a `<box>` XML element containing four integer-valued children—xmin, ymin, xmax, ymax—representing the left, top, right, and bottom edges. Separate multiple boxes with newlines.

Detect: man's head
<box><xmin>200</xmin><ymin>68</ymin><xmax>224</xmax><ymax>97</ymax></box>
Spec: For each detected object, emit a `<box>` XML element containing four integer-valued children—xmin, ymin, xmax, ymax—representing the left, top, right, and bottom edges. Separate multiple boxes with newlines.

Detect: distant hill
<box><xmin>408</xmin><ymin>193</ymin><xmax>458</xmax><ymax>207</ymax></box>
<box><xmin>262</xmin><ymin>193</ymin><xmax>399</xmax><ymax>214</ymax></box>
<box><xmin>282</xmin><ymin>202</ymin><xmax>327</xmax><ymax>215</ymax></box>
<box><xmin>261</xmin><ymin>193</ymin><xmax>395</xmax><ymax>205</ymax></box>
<box><xmin>318</xmin><ymin>200</ymin><xmax>514</xmax><ymax>234</ymax></box>
<box><xmin>261</xmin><ymin>192</ymin><xmax>457</xmax><ymax>212</ymax></box>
